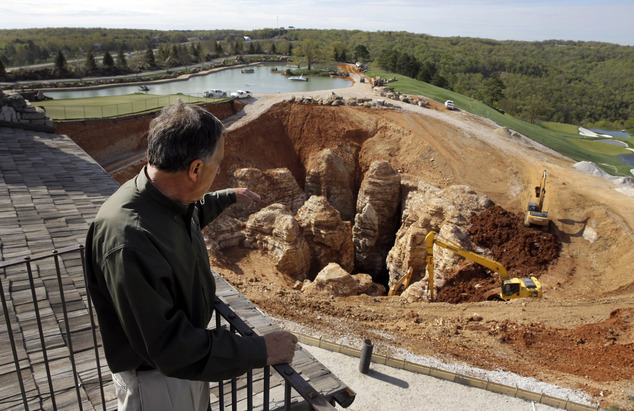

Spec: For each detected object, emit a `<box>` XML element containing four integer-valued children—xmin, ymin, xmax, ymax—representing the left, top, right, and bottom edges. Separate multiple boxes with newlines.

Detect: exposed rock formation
<box><xmin>305</xmin><ymin>149</ymin><xmax>356</xmax><ymax>221</ymax></box>
<box><xmin>295</xmin><ymin>196</ymin><xmax>354</xmax><ymax>276</ymax></box>
<box><xmin>243</xmin><ymin>204</ymin><xmax>310</xmax><ymax>280</ymax></box>
<box><xmin>302</xmin><ymin>262</ymin><xmax>385</xmax><ymax>297</ymax></box>
<box><xmin>352</xmin><ymin>161</ymin><xmax>401</xmax><ymax>278</ymax></box>
<box><xmin>0</xmin><ymin>90</ymin><xmax>54</xmax><ymax>131</ymax></box>
<box><xmin>386</xmin><ymin>182</ymin><xmax>492</xmax><ymax>293</ymax></box>
<box><xmin>227</xmin><ymin>168</ymin><xmax>306</xmax><ymax>219</ymax></box>
<box><xmin>352</xmin><ymin>203</ymin><xmax>380</xmax><ymax>274</ymax></box>
<box><xmin>204</xmin><ymin>214</ymin><xmax>245</xmax><ymax>249</ymax></box>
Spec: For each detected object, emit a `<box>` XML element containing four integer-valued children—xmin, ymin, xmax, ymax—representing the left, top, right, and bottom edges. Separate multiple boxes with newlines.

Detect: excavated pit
<box><xmin>94</xmin><ymin>99</ymin><xmax>633</xmax><ymax>408</ymax></box>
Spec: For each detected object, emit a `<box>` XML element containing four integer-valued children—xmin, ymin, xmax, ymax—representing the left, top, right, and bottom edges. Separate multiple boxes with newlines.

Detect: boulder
<box><xmin>305</xmin><ymin>149</ymin><xmax>356</xmax><ymax>221</ymax></box>
<box><xmin>295</xmin><ymin>196</ymin><xmax>354</xmax><ymax>275</ymax></box>
<box><xmin>204</xmin><ymin>214</ymin><xmax>245</xmax><ymax>249</ymax></box>
<box><xmin>227</xmin><ymin>168</ymin><xmax>306</xmax><ymax>219</ymax></box>
<box><xmin>244</xmin><ymin>204</ymin><xmax>311</xmax><ymax>280</ymax></box>
<box><xmin>302</xmin><ymin>264</ymin><xmax>386</xmax><ymax>297</ymax></box>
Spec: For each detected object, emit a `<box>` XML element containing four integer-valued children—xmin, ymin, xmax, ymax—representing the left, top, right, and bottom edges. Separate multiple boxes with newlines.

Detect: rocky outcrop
<box><xmin>295</xmin><ymin>196</ymin><xmax>354</xmax><ymax>275</ymax></box>
<box><xmin>305</xmin><ymin>149</ymin><xmax>356</xmax><ymax>221</ymax></box>
<box><xmin>0</xmin><ymin>90</ymin><xmax>54</xmax><ymax>131</ymax></box>
<box><xmin>386</xmin><ymin>182</ymin><xmax>492</xmax><ymax>294</ymax></box>
<box><xmin>227</xmin><ymin>168</ymin><xmax>306</xmax><ymax>219</ymax></box>
<box><xmin>243</xmin><ymin>204</ymin><xmax>310</xmax><ymax>280</ymax></box>
<box><xmin>352</xmin><ymin>161</ymin><xmax>401</xmax><ymax>278</ymax></box>
<box><xmin>352</xmin><ymin>203</ymin><xmax>381</xmax><ymax>274</ymax></box>
<box><xmin>205</xmin><ymin>214</ymin><xmax>245</xmax><ymax>249</ymax></box>
<box><xmin>301</xmin><ymin>262</ymin><xmax>385</xmax><ymax>297</ymax></box>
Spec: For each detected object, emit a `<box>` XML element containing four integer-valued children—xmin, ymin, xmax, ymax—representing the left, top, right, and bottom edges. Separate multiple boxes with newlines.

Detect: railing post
<box><xmin>0</xmin><ymin>267</ymin><xmax>29</xmax><ymax>409</ymax></box>
<box><xmin>52</xmin><ymin>250</ymin><xmax>84</xmax><ymax>410</ymax></box>
<box><xmin>25</xmin><ymin>257</ymin><xmax>58</xmax><ymax>410</ymax></box>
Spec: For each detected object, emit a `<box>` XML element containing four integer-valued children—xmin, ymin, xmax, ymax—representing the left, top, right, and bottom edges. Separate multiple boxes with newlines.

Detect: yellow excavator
<box><xmin>524</xmin><ymin>170</ymin><xmax>549</xmax><ymax>228</ymax></box>
<box><xmin>425</xmin><ymin>231</ymin><xmax>542</xmax><ymax>301</ymax></box>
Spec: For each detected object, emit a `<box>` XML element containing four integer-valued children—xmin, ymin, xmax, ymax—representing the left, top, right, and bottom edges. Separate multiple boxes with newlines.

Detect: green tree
<box><xmin>102</xmin><ymin>51</ymin><xmax>114</xmax><ymax>68</ymax></box>
<box><xmin>117</xmin><ymin>49</ymin><xmax>127</xmax><ymax>69</ymax></box>
<box><xmin>296</xmin><ymin>38</ymin><xmax>320</xmax><ymax>70</ymax></box>
<box><xmin>54</xmin><ymin>50</ymin><xmax>66</xmax><ymax>74</ymax></box>
<box><xmin>0</xmin><ymin>58</ymin><xmax>5</xmax><ymax>76</ymax></box>
<box><xmin>270</xmin><ymin>42</ymin><xmax>277</xmax><ymax>54</ymax></box>
<box><xmin>353</xmin><ymin>44</ymin><xmax>370</xmax><ymax>62</ymax></box>
<box><xmin>85</xmin><ymin>50</ymin><xmax>97</xmax><ymax>72</ymax></box>
<box><xmin>477</xmin><ymin>73</ymin><xmax>506</xmax><ymax>107</ymax></box>
<box><xmin>144</xmin><ymin>47</ymin><xmax>156</xmax><ymax>68</ymax></box>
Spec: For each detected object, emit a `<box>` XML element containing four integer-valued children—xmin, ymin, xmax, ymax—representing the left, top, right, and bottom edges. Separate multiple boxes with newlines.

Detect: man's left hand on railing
<box><xmin>264</xmin><ymin>331</ymin><xmax>298</xmax><ymax>365</ymax></box>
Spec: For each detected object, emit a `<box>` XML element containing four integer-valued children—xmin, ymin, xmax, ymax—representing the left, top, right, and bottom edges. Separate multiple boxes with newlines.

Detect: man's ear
<box><xmin>188</xmin><ymin>159</ymin><xmax>204</xmax><ymax>182</ymax></box>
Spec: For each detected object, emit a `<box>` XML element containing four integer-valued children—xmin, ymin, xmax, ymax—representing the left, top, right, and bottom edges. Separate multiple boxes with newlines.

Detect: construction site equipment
<box><xmin>425</xmin><ymin>231</ymin><xmax>542</xmax><ymax>301</ymax></box>
<box><xmin>388</xmin><ymin>267</ymin><xmax>414</xmax><ymax>296</ymax></box>
<box><xmin>524</xmin><ymin>170</ymin><xmax>549</xmax><ymax>228</ymax></box>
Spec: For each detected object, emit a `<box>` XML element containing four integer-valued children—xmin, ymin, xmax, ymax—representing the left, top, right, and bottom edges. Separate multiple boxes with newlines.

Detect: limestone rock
<box><xmin>305</xmin><ymin>149</ymin><xmax>356</xmax><ymax>221</ymax></box>
<box><xmin>386</xmin><ymin>182</ymin><xmax>492</xmax><ymax>290</ymax></box>
<box><xmin>244</xmin><ymin>204</ymin><xmax>310</xmax><ymax>280</ymax></box>
<box><xmin>301</xmin><ymin>263</ymin><xmax>358</xmax><ymax>297</ymax></box>
<box><xmin>352</xmin><ymin>203</ymin><xmax>382</xmax><ymax>274</ymax></box>
<box><xmin>301</xmin><ymin>264</ymin><xmax>385</xmax><ymax>297</ymax></box>
<box><xmin>401</xmin><ymin>280</ymin><xmax>429</xmax><ymax>302</ymax></box>
<box><xmin>353</xmin><ymin>161</ymin><xmax>401</xmax><ymax>277</ymax></box>
<box><xmin>227</xmin><ymin>168</ymin><xmax>306</xmax><ymax>219</ymax></box>
<box><xmin>353</xmin><ymin>273</ymin><xmax>386</xmax><ymax>296</ymax></box>
<box><xmin>204</xmin><ymin>214</ymin><xmax>245</xmax><ymax>249</ymax></box>
<box><xmin>295</xmin><ymin>196</ymin><xmax>354</xmax><ymax>275</ymax></box>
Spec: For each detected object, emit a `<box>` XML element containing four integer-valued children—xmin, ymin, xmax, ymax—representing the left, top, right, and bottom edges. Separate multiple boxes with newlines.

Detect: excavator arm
<box><xmin>425</xmin><ymin>231</ymin><xmax>541</xmax><ymax>301</ymax></box>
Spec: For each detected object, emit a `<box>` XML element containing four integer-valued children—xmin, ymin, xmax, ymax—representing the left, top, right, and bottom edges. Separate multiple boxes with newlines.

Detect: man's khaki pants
<box><xmin>112</xmin><ymin>370</ymin><xmax>210</xmax><ymax>411</ymax></box>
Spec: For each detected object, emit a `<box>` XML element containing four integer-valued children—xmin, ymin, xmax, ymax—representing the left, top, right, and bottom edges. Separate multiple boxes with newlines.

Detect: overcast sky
<box><xmin>2</xmin><ymin>0</ymin><xmax>633</xmax><ymax>46</ymax></box>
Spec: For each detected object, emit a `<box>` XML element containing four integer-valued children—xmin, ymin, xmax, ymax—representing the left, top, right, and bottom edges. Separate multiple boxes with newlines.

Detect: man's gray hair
<box><xmin>147</xmin><ymin>100</ymin><xmax>225</xmax><ymax>172</ymax></box>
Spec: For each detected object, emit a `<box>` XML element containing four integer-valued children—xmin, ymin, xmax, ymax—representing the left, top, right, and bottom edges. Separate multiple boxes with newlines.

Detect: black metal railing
<box><xmin>0</xmin><ymin>245</ymin><xmax>337</xmax><ymax>410</ymax></box>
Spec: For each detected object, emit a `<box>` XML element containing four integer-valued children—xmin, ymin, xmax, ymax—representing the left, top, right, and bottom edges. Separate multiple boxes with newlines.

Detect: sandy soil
<box><xmin>203</xmin><ymin>65</ymin><xmax>634</xmax><ymax>409</ymax></box>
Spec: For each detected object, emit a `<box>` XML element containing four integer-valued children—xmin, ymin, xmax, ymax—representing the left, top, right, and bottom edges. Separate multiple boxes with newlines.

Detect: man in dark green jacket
<box><xmin>85</xmin><ymin>100</ymin><xmax>297</xmax><ymax>410</ymax></box>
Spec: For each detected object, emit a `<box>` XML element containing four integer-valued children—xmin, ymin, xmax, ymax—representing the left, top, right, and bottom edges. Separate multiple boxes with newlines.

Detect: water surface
<box><xmin>44</xmin><ymin>65</ymin><xmax>352</xmax><ymax>100</ymax></box>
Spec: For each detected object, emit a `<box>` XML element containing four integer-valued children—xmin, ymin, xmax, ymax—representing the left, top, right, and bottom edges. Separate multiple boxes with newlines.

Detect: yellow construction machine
<box><xmin>425</xmin><ymin>231</ymin><xmax>542</xmax><ymax>301</ymax></box>
<box><xmin>524</xmin><ymin>170</ymin><xmax>549</xmax><ymax>228</ymax></box>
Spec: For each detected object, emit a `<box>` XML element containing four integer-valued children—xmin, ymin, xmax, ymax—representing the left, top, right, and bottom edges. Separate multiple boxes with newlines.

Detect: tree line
<box><xmin>1</xmin><ymin>28</ymin><xmax>631</xmax><ymax>129</ymax></box>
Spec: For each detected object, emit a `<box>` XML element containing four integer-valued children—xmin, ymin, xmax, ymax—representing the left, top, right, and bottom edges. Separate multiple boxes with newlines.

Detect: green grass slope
<box><xmin>367</xmin><ymin>68</ymin><xmax>633</xmax><ymax>177</ymax></box>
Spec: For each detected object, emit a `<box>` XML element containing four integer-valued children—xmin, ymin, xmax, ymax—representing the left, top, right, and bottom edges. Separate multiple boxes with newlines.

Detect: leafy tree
<box><xmin>0</xmin><ymin>58</ymin><xmax>5</xmax><ymax>76</ymax></box>
<box><xmin>54</xmin><ymin>50</ymin><xmax>66</xmax><ymax>74</ymax></box>
<box><xmin>478</xmin><ymin>73</ymin><xmax>505</xmax><ymax>107</ymax></box>
<box><xmin>117</xmin><ymin>49</ymin><xmax>127</xmax><ymax>69</ymax></box>
<box><xmin>102</xmin><ymin>51</ymin><xmax>114</xmax><ymax>68</ymax></box>
<box><xmin>270</xmin><ymin>42</ymin><xmax>277</xmax><ymax>55</ymax></box>
<box><xmin>85</xmin><ymin>50</ymin><xmax>97</xmax><ymax>72</ymax></box>
<box><xmin>144</xmin><ymin>47</ymin><xmax>156</xmax><ymax>68</ymax></box>
<box><xmin>353</xmin><ymin>44</ymin><xmax>370</xmax><ymax>62</ymax></box>
<box><xmin>214</xmin><ymin>41</ymin><xmax>223</xmax><ymax>55</ymax></box>
<box><xmin>295</xmin><ymin>38</ymin><xmax>320</xmax><ymax>70</ymax></box>
<box><xmin>286</xmin><ymin>42</ymin><xmax>293</xmax><ymax>56</ymax></box>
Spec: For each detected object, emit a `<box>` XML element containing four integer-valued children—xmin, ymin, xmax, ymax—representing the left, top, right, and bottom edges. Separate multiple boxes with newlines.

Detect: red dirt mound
<box><xmin>468</xmin><ymin>205</ymin><xmax>560</xmax><ymax>275</ymax></box>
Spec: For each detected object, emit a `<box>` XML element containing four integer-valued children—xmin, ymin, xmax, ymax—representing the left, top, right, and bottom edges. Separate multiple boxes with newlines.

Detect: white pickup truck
<box><xmin>203</xmin><ymin>89</ymin><xmax>226</xmax><ymax>98</ymax></box>
<box><xmin>231</xmin><ymin>90</ymin><xmax>252</xmax><ymax>99</ymax></box>
<box><xmin>444</xmin><ymin>100</ymin><xmax>455</xmax><ymax>110</ymax></box>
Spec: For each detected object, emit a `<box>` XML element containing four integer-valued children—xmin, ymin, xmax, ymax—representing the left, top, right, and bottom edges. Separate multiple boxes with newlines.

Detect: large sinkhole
<box><xmin>203</xmin><ymin>102</ymin><xmax>561</xmax><ymax>303</ymax></box>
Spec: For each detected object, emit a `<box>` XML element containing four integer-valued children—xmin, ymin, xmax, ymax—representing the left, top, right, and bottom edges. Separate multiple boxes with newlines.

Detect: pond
<box><xmin>43</xmin><ymin>64</ymin><xmax>352</xmax><ymax>100</ymax></box>
<box><xmin>589</xmin><ymin>129</ymin><xmax>631</xmax><ymax>138</ymax></box>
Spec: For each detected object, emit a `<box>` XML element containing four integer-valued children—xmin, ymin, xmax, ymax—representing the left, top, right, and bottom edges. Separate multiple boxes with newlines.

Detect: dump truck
<box><xmin>524</xmin><ymin>170</ymin><xmax>549</xmax><ymax>228</ymax></box>
<box><xmin>425</xmin><ymin>231</ymin><xmax>542</xmax><ymax>301</ymax></box>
